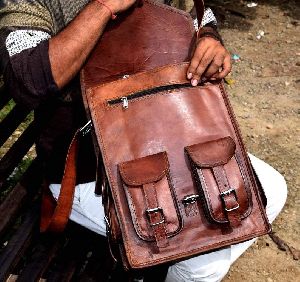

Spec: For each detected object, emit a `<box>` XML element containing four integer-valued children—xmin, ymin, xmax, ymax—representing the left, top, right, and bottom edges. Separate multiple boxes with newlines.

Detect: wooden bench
<box><xmin>0</xmin><ymin>82</ymin><xmax>171</xmax><ymax>281</ymax></box>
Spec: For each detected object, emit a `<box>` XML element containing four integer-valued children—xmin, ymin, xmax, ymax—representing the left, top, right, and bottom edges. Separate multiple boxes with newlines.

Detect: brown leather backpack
<box><xmin>41</xmin><ymin>0</ymin><xmax>271</xmax><ymax>269</ymax></box>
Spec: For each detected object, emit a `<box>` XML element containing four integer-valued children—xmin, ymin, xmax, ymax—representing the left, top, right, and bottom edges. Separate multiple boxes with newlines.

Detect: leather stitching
<box><xmin>218</xmin><ymin>82</ymin><xmax>270</xmax><ymax>230</ymax></box>
<box><xmin>119</xmin><ymin>152</ymin><xmax>168</xmax><ymax>185</ymax></box>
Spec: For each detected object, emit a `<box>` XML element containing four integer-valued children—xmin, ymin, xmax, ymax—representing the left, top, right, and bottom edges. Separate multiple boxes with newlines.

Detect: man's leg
<box><xmin>49</xmin><ymin>181</ymin><xmax>107</xmax><ymax>236</ymax></box>
<box><xmin>49</xmin><ymin>153</ymin><xmax>287</xmax><ymax>282</ymax></box>
<box><xmin>165</xmin><ymin>153</ymin><xmax>287</xmax><ymax>282</ymax></box>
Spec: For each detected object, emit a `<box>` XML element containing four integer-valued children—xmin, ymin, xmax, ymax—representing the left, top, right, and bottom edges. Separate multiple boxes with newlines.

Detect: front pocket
<box><xmin>185</xmin><ymin>136</ymin><xmax>252</xmax><ymax>227</ymax></box>
<box><xmin>118</xmin><ymin>152</ymin><xmax>181</xmax><ymax>248</ymax></box>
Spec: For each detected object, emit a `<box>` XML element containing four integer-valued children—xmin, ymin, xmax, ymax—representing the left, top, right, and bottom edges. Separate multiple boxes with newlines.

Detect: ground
<box><xmin>199</xmin><ymin>0</ymin><xmax>299</xmax><ymax>281</ymax></box>
<box><xmin>0</xmin><ymin>0</ymin><xmax>299</xmax><ymax>280</ymax></box>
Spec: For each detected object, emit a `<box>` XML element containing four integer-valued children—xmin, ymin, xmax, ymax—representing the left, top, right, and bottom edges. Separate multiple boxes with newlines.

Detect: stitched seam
<box><xmin>162</xmin><ymin>153</ymin><xmax>183</xmax><ymax>236</ymax></box>
<box><xmin>90</xmin><ymin>91</ymin><xmax>136</xmax><ymax>263</ymax></box>
<box><xmin>188</xmin><ymin>150</ymin><xmax>233</xmax><ymax>167</ymax></box>
<box><xmin>124</xmin><ymin>185</ymin><xmax>153</xmax><ymax>241</ymax></box>
<box><xmin>198</xmin><ymin>168</ymin><xmax>218</xmax><ymax>221</ymax></box>
<box><xmin>186</xmin><ymin>137</ymin><xmax>235</xmax><ymax>167</ymax></box>
<box><xmin>212</xmin><ymin>166</ymin><xmax>231</xmax><ymax>222</ymax></box>
<box><xmin>234</xmin><ymin>153</ymin><xmax>253</xmax><ymax>218</ymax></box>
<box><xmin>218</xmin><ymin>83</ymin><xmax>270</xmax><ymax>229</ymax></box>
<box><xmin>130</xmin><ymin>229</ymin><xmax>268</xmax><ymax>267</ymax></box>
<box><xmin>92</xmin><ymin>62</ymin><xmax>189</xmax><ymax>91</ymax></box>
<box><xmin>119</xmin><ymin>152</ymin><xmax>168</xmax><ymax>184</ymax></box>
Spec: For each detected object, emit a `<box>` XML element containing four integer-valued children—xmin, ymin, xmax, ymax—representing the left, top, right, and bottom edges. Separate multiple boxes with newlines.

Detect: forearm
<box><xmin>49</xmin><ymin>1</ymin><xmax>111</xmax><ymax>89</ymax></box>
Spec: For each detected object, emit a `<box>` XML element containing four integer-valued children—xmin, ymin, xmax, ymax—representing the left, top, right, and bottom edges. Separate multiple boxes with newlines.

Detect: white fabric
<box><xmin>194</xmin><ymin>8</ymin><xmax>218</xmax><ymax>32</ymax></box>
<box><xmin>6</xmin><ymin>29</ymin><xmax>51</xmax><ymax>57</ymax></box>
<box><xmin>49</xmin><ymin>153</ymin><xmax>287</xmax><ymax>282</ymax></box>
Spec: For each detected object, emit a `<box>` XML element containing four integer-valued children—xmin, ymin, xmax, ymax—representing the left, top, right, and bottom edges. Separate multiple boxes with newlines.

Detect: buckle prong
<box><xmin>220</xmin><ymin>188</ymin><xmax>240</xmax><ymax>212</ymax></box>
<box><xmin>182</xmin><ymin>194</ymin><xmax>200</xmax><ymax>205</ymax></box>
<box><xmin>146</xmin><ymin>207</ymin><xmax>165</xmax><ymax>226</ymax></box>
<box><xmin>79</xmin><ymin>120</ymin><xmax>92</xmax><ymax>136</ymax></box>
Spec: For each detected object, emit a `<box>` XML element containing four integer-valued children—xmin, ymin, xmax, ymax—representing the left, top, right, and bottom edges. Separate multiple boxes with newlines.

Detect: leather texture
<box><xmin>81</xmin><ymin>62</ymin><xmax>271</xmax><ymax>268</ymax></box>
<box><xmin>82</xmin><ymin>0</ymin><xmax>199</xmax><ymax>88</ymax></box>
<box><xmin>185</xmin><ymin>136</ymin><xmax>252</xmax><ymax>225</ymax></box>
<box><xmin>40</xmin><ymin>130</ymin><xmax>79</xmax><ymax>233</ymax></box>
<box><xmin>44</xmin><ymin>0</ymin><xmax>270</xmax><ymax>270</ymax></box>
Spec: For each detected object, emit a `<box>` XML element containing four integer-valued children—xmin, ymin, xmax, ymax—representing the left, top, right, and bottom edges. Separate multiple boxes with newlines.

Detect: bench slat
<box><xmin>0</xmin><ymin>87</ymin><xmax>11</xmax><ymax>111</ymax></box>
<box><xmin>0</xmin><ymin>122</ymin><xmax>37</xmax><ymax>188</ymax></box>
<box><xmin>16</xmin><ymin>235</ymin><xmax>62</xmax><ymax>282</ymax></box>
<box><xmin>45</xmin><ymin>224</ymin><xmax>101</xmax><ymax>281</ymax></box>
<box><xmin>0</xmin><ymin>203</ymin><xmax>39</xmax><ymax>282</ymax></box>
<box><xmin>0</xmin><ymin>159</ymin><xmax>42</xmax><ymax>237</ymax></box>
<box><xmin>0</xmin><ymin>104</ymin><xmax>30</xmax><ymax>147</ymax></box>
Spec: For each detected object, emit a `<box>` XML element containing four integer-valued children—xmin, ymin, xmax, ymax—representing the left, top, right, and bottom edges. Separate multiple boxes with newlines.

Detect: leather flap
<box><xmin>119</xmin><ymin>152</ymin><xmax>169</xmax><ymax>186</ymax></box>
<box><xmin>185</xmin><ymin>136</ymin><xmax>236</xmax><ymax>167</ymax></box>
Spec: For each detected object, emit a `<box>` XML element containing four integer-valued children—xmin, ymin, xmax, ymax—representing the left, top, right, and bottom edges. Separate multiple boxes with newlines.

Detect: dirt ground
<box><xmin>199</xmin><ymin>0</ymin><xmax>300</xmax><ymax>281</ymax></box>
<box><xmin>0</xmin><ymin>1</ymin><xmax>298</xmax><ymax>281</ymax></box>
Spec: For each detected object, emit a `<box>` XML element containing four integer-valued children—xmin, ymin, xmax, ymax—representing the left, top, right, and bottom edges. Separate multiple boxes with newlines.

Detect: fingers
<box><xmin>193</xmin><ymin>47</ymin><xmax>216</xmax><ymax>83</ymax></box>
<box><xmin>187</xmin><ymin>41</ymin><xmax>210</xmax><ymax>80</ymax></box>
<box><xmin>212</xmin><ymin>54</ymin><xmax>232</xmax><ymax>79</ymax></box>
<box><xmin>188</xmin><ymin>46</ymin><xmax>216</xmax><ymax>86</ymax></box>
<box><xmin>203</xmin><ymin>53</ymin><xmax>225</xmax><ymax>79</ymax></box>
<box><xmin>187</xmin><ymin>37</ymin><xmax>232</xmax><ymax>85</ymax></box>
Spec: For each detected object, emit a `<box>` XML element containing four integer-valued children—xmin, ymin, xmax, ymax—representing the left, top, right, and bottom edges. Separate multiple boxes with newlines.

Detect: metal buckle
<box><xmin>182</xmin><ymin>194</ymin><xmax>200</xmax><ymax>205</ymax></box>
<box><xmin>220</xmin><ymin>188</ymin><xmax>240</xmax><ymax>212</ymax></box>
<box><xmin>79</xmin><ymin>120</ymin><xmax>92</xmax><ymax>136</ymax></box>
<box><xmin>104</xmin><ymin>215</ymin><xmax>110</xmax><ymax>228</ymax></box>
<box><xmin>146</xmin><ymin>207</ymin><xmax>165</xmax><ymax>226</ymax></box>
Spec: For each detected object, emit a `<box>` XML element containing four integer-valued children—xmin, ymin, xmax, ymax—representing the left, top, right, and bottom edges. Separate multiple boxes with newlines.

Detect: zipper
<box><xmin>108</xmin><ymin>83</ymin><xmax>194</xmax><ymax>109</ymax></box>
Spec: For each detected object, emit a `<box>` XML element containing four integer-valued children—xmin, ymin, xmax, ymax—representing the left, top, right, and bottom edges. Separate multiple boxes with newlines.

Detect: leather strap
<box><xmin>143</xmin><ymin>183</ymin><xmax>168</xmax><ymax>249</ymax></box>
<box><xmin>194</xmin><ymin>0</ymin><xmax>205</xmax><ymax>26</ymax></box>
<box><xmin>40</xmin><ymin>130</ymin><xmax>80</xmax><ymax>233</ymax></box>
<box><xmin>212</xmin><ymin>166</ymin><xmax>241</xmax><ymax>227</ymax></box>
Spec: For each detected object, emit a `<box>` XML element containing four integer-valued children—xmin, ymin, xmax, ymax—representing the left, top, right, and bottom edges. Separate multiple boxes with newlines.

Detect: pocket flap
<box><xmin>185</xmin><ymin>136</ymin><xmax>236</xmax><ymax>167</ymax></box>
<box><xmin>119</xmin><ymin>152</ymin><xmax>169</xmax><ymax>186</ymax></box>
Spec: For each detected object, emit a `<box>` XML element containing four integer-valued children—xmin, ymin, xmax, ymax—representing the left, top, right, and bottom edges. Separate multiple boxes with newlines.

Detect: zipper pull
<box><xmin>121</xmin><ymin>97</ymin><xmax>128</xmax><ymax>109</ymax></box>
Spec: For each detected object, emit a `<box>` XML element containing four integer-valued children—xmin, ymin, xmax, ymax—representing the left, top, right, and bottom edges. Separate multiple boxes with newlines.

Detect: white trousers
<box><xmin>50</xmin><ymin>154</ymin><xmax>287</xmax><ymax>282</ymax></box>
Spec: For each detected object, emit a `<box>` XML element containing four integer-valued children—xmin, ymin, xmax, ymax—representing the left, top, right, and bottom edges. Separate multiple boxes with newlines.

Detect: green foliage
<box><xmin>0</xmin><ymin>99</ymin><xmax>16</xmax><ymax>122</ymax></box>
<box><xmin>0</xmin><ymin>157</ymin><xmax>33</xmax><ymax>203</ymax></box>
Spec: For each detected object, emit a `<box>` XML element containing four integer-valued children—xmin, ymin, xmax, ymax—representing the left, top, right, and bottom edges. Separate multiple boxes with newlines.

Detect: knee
<box><xmin>166</xmin><ymin>258</ymin><xmax>231</xmax><ymax>282</ymax></box>
<box><xmin>265</xmin><ymin>170</ymin><xmax>288</xmax><ymax>223</ymax></box>
<box><xmin>192</xmin><ymin>259</ymin><xmax>231</xmax><ymax>282</ymax></box>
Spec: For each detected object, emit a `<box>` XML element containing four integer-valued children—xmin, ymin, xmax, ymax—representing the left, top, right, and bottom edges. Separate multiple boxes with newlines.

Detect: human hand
<box><xmin>103</xmin><ymin>0</ymin><xmax>137</xmax><ymax>14</ymax></box>
<box><xmin>187</xmin><ymin>37</ymin><xmax>231</xmax><ymax>86</ymax></box>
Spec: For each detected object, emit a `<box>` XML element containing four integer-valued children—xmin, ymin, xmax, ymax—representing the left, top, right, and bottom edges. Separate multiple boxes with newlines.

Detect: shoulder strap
<box><xmin>40</xmin><ymin>130</ymin><xmax>80</xmax><ymax>233</ymax></box>
<box><xmin>194</xmin><ymin>0</ymin><xmax>205</xmax><ymax>26</ymax></box>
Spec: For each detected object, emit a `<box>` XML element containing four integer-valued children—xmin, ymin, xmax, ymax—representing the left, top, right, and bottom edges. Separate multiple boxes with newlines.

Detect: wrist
<box><xmin>197</xmin><ymin>26</ymin><xmax>224</xmax><ymax>45</ymax></box>
<box><xmin>94</xmin><ymin>0</ymin><xmax>117</xmax><ymax>20</ymax></box>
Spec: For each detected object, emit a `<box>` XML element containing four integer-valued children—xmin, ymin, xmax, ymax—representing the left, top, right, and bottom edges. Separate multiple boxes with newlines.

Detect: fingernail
<box><xmin>187</xmin><ymin>73</ymin><xmax>193</xmax><ymax>79</ymax></box>
<box><xmin>191</xmin><ymin>79</ymin><xmax>198</xmax><ymax>86</ymax></box>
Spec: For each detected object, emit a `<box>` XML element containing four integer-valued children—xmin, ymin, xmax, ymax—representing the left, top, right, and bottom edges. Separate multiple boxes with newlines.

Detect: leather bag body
<box><xmin>81</xmin><ymin>63</ymin><xmax>270</xmax><ymax>269</ymax></box>
<box><xmin>79</xmin><ymin>0</ymin><xmax>270</xmax><ymax>269</ymax></box>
